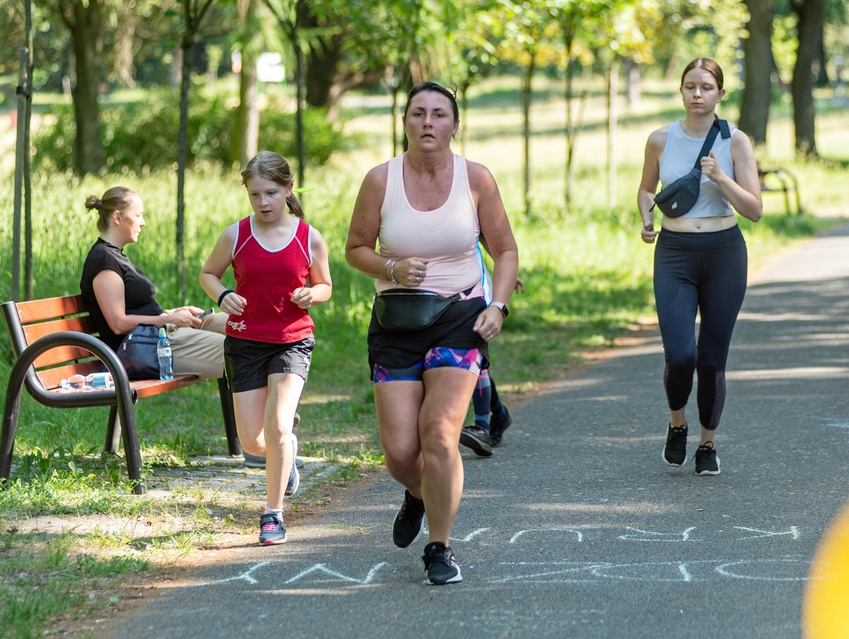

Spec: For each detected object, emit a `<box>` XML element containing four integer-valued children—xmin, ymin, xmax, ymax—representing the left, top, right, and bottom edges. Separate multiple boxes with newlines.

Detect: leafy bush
<box><xmin>33</xmin><ymin>86</ymin><xmax>342</xmax><ymax>174</ymax></box>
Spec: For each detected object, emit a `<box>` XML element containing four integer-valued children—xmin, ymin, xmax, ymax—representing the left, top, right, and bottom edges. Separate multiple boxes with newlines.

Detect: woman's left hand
<box><xmin>168</xmin><ymin>308</ymin><xmax>202</xmax><ymax>328</ymax></box>
<box><xmin>474</xmin><ymin>306</ymin><xmax>504</xmax><ymax>342</ymax></box>
<box><xmin>701</xmin><ymin>151</ymin><xmax>727</xmax><ymax>183</ymax></box>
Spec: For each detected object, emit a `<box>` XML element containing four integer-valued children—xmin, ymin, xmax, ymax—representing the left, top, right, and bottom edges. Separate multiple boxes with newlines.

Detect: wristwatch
<box><xmin>490</xmin><ymin>302</ymin><xmax>509</xmax><ymax>318</ymax></box>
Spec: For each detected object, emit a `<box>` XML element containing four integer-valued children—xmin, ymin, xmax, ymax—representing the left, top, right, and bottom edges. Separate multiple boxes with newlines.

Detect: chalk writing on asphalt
<box><xmin>194</xmin><ymin>525</ymin><xmax>822</xmax><ymax>588</ymax></box>
<box><xmin>204</xmin><ymin>556</ymin><xmax>823</xmax><ymax>586</ymax></box>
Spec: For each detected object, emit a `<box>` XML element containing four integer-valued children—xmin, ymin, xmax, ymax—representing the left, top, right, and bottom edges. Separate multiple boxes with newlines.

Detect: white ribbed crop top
<box><xmin>659</xmin><ymin>120</ymin><xmax>737</xmax><ymax>218</ymax></box>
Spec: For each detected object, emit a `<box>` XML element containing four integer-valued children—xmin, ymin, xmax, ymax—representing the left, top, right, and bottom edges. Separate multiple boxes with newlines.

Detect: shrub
<box><xmin>33</xmin><ymin>86</ymin><xmax>342</xmax><ymax>174</ymax></box>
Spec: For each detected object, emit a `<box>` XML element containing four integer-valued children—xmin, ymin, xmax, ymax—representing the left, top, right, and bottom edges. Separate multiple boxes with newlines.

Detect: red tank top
<box><xmin>226</xmin><ymin>215</ymin><xmax>315</xmax><ymax>344</ymax></box>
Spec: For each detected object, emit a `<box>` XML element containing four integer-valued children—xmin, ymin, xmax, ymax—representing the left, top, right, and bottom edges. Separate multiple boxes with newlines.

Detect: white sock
<box><xmin>264</xmin><ymin>506</ymin><xmax>283</xmax><ymax>518</ymax></box>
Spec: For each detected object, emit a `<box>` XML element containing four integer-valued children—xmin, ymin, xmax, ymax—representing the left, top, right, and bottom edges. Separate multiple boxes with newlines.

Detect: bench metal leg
<box><xmin>105</xmin><ymin>406</ymin><xmax>121</xmax><ymax>454</ymax></box>
<box><xmin>0</xmin><ymin>376</ymin><xmax>24</xmax><ymax>489</ymax></box>
<box><xmin>116</xmin><ymin>396</ymin><xmax>145</xmax><ymax>495</ymax></box>
<box><xmin>217</xmin><ymin>378</ymin><xmax>241</xmax><ymax>456</ymax></box>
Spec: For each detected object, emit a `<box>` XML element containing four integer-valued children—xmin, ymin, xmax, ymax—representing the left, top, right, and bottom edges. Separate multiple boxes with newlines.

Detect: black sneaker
<box><xmin>662</xmin><ymin>424</ymin><xmax>688</xmax><ymax>466</ymax></box>
<box><xmin>694</xmin><ymin>443</ymin><xmax>721</xmax><ymax>476</ymax></box>
<box><xmin>459</xmin><ymin>425</ymin><xmax>493</xmax><ymax>457</ymax></box>
<box><xmin>422</xmin><ymin>542</ymin><xmax>463</xmax><ymax>585</ymax></box>
<box><xmin>392</xmin><ymin>490</ymin><xmax>426</xmax><ymax>548</ymax></box>
<box><xmin>489</xmin><ymin>407</ymin><xmax>513</xmax><ymax>446</ymax></box>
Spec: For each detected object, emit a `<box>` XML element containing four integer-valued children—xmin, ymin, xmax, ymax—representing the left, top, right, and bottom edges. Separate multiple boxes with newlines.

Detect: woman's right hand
<box><xmin>641</xmin><ymin>222</ymin><xmax>658</xmax><ymax>244</ymax></box>
<box><xmin>396</xmin><ymin>257</ymin><xmax>429</xmax><ymax>287</ymax></box>
<box><xmin>168</xmin><ymin>308</ymin><xmax>202</xmax><ymax>328</ymax></box>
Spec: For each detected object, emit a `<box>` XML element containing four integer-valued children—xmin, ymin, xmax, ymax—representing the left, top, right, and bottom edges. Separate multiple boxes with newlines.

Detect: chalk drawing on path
<box><xmin>209</xmin><ymin>562</ymin><xmax>270</xmax><ymax>585</ymax></box>
<box><xmin>734</xmin><ymin>526</ymin><xmax>800</xmax><ymax>540</ymax></box>
<box><xmin>510</xmin><ymin>529</ymin><xmax>584</xmax><ymax>544</ymax></box>
<box><xmin>618</xmin><ymin>527</ymin><xmax>697</xmax><ymax>542</ymax></box>
<box><xmin>284</xmin><ymin>562</ymin><xmax>388</xmax><ymax>585</ymax></box>
<box><xmin>491</xmin><ymin>558</ymin><xmax>817</xmax><ymax>584</ymax></box>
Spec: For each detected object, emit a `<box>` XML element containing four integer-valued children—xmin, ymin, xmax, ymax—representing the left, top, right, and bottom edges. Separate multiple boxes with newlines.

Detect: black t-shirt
<box><xmin>80</xmin><ymin>238</ymin><xmax>164</xmax><ymax>351</ymax></box>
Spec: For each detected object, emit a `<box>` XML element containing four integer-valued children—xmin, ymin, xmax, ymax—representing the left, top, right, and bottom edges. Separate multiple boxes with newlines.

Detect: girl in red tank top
<box><xmin>200</xmin><ymin>151</ymin><xmax>332</xmax><ymax>545</ymax></box>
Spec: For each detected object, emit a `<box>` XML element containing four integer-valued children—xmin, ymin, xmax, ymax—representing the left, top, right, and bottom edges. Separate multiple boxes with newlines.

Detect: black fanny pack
<box><xmin>373</xmin><ymin>289</ymin><xmax>465</xmax><ymax>332</ymax></box>
<box><xmin>116</xmin><ymin>324</ymin><xmax>160</xmax><ymax>379</ymax></box>
<box><xmin>652</xmin><ymin>118</ymin><xmax>730</xmax><ymax>218</ymax></box>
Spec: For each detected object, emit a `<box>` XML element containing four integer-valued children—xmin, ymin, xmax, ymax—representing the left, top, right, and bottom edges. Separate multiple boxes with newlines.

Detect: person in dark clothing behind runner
<box><xmin>459</xmin><ymin>252</ymin><xmax>522</xmax><ymax>456</ymax></box>
<box><xmin>637</xmin><ymin>58</ymin><xmax>762</xmax><ymax>476</ymax></box>
<box><xmin>346</xmin><ymin>81</ymin><xmax>518</xmax><ymax>585</ymax></box>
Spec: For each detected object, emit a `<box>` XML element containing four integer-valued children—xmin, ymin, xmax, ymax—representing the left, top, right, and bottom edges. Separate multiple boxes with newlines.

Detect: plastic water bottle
<box><xmin>157</xmin><ymin>327</ymin><xmax>174</xmax><ymax>380</ymax></box>
<box><xmin>86</xmin><ymin>372</ymin><xmax>114</xmax><ymax>389</ymax></box>
<box><xmin>59</xmin><ymin>374</ymin><xmax>86</xmax><ymax>392</ymax></box>
<box><xmin>59</xmin><ymin>373</ymin><xmax>113</xmax><ymax>391</ymax></box>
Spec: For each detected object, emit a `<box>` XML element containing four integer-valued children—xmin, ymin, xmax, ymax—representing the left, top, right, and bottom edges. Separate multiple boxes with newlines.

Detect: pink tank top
<box><xmin>227</xmin><ymin>215</ymin><xmax>315</xmax><ymax>344</ymax></box>
<box><xmin>377</xmin><ymin>153</ymin><xmax>483</xmax><ymax>297</ymax></box>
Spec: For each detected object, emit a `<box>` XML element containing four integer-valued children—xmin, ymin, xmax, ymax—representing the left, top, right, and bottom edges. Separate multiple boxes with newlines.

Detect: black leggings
<box><xmin>653</xmin><ymin>226</ymin><xmax>747</xmax><ymax>431</ymax></box>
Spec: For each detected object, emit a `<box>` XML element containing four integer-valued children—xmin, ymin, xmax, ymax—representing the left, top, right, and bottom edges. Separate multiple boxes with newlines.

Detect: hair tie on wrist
<box><xmin>217</xmin><ymin>289</ymin><xmax>234</xmax><ymax>307</ymax></box>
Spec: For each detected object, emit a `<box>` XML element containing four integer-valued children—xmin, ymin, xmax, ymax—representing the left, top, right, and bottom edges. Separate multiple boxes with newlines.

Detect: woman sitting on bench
<box><xmin>80</xmin><ymin>186</ymin><xmax>226</xmax><ymax>380</ymax></box>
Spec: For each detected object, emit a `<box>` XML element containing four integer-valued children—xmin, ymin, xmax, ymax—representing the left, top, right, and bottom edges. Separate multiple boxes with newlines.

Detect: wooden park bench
<box><xmin>1</xmin><ymin>295</ymin><xmax>241</xmax><ymax>494</ymax></box>
<box><xmin>758</xmin><ymin>166</ymin><xmax>803</xmax><ymax>215</ymax></box>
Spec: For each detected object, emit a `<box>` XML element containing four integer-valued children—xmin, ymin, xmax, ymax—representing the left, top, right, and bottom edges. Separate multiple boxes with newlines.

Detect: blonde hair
<box><xmin>84</xmin><ymin>186</ymin><xmax>138</xmax><ymax>232</ymax></box>
<box><xmin>240</xmin><ymin>151</ymin><xmax>304</xmax><ymax>219</ymax></box>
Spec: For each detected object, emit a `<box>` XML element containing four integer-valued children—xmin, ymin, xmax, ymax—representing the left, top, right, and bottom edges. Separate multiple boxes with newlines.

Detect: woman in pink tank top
<box><xmin>346</xmin><ymin>81</ymin><xmax>519</xmax><ymax>585</ymax></box>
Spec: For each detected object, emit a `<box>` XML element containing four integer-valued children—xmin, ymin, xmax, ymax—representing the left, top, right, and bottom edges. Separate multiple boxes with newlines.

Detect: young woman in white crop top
<box><xmin>346</xmin><ymin>81</ymin><xmax>519</xmax><ymax>585</ymax></box>
<box><xmin>637</xmin><ymin>58</ymin><xmax>762</xmax><ymax>477</ymax></box>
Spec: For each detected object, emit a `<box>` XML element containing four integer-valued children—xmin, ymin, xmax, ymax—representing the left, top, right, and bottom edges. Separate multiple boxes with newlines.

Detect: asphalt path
<box><xmin>100</xmin><ymin>223</ymin><xmax>849</xmax><ymax>639</ymax></box>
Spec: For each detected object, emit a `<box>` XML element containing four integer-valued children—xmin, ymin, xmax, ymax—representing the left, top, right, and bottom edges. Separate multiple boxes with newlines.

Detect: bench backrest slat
<box><xmin>15</xmin><ymin>295</ymin><xmax>88</xmax><ymax>324</ymax></box>
<box><xmin>23</xmin><ymin>316</ymin><xmax>99</xmax><ymax>368</ymax></box>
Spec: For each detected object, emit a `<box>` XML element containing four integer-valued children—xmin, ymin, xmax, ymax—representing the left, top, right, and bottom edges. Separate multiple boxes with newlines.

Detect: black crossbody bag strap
<box><xmin>692</xmin><ymin>117</ymin><xmax>731</xmax><ymax>170</ymax></box>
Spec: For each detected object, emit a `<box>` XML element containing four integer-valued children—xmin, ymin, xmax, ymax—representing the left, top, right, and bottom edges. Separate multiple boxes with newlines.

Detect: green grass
<box><xmin>0</xmin><ymin>74</ymin><xmax>846</xmax><ymax>637</ymax></box>
<box><xmin>0</xmin><ymin>532</ymin><xmax>149</xmax><ymax>639</ymax></box>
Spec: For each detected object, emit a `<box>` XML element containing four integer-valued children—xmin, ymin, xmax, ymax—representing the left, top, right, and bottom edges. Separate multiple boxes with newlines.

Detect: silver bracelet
<box><xmin>390</xmin><ymin>261</ymin><xmax>399</xmax><ymax>287</ymax></box>
<box><xmin>383</xmin><ymin>259</ymin><xmax>393</xmax><ymax>281</ymax></box>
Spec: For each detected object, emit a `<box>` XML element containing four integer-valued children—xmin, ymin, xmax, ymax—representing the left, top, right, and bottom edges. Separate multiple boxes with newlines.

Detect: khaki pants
<box><xmin>167</xmin><ymin>312</ymin><xmax>227</xmax><ymax>379</ymax></box>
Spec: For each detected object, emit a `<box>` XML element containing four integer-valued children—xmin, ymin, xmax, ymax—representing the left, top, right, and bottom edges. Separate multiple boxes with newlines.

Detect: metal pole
<box><xmin>24</xmin><ymin>0</ymin><xmax>34</xmax><ymax>299</ymax></box>
<box><xmin>12</xmin><ymin>46</ymin><xmax>28</xmax><ymax>303</ymax></box>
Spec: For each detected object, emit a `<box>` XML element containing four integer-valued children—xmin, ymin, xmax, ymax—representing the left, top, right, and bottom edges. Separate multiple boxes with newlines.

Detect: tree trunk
<box><xmin>624</xmin><ymin>58</ymin><xmax>641</xmax><ymax>105</ymax></box>
<box><xmin>739</xmin><ymin>0</ymin><xmax>773</xmax><ymax>146</ymax></box>
<box><xmin>607</xmin><ymin>57</ymin><xmax>619</xmax><ymax>210</ymax></box>
<box><xmin>111</xmin><ymin>0</ymin><xmax>138</xmax><ymax>88</ymax></box>
<box><xmin>522</xmin><ymin>52</ymin><xmax>536</xmax><ymax>218</ymax></box>
<box><xmin>392</xmin><ymin>86</ymin><xmax>400</xmax><ymax>156</ymax></box>
<box><xmin>177</xmin><ymin>29</ymin><xmax>192</xmax><ymax>302</ymax></box>
<box><xmin>459</xmin><ymin>84</ymin><xmax>468</xmax><ymax>157</ymax></box>
<box><xmin>559</xmin><ymin>9</ymin><xmax>580</xmax><ymax>216</ymax></box>
<box><xmin>12</xmin><ymin>46</ymin><xmax>28</xmax><ymax>302</ymax></box>
<box><xmin>294</xmin><ymin>0</ymin><xmax>307</xmax><ymax>191</ymax></box>
<box><xmin>66</xmin><ymin>0</ymin><xmax>104</xmax><ymax>176</ymax></box>
<box><xmin>234</xmin><ymin>50</ymin><xmax>259</xmax><ymax>167</ymax></box>
<box><xmin>564</xmin><ymin>63</ymin><xmax>574</xmax><ymax>214</ymax></box>
<box><xmin>791</xmin><ymin>0</ymin><xmax>825</xmax><ymax>157</ymax></box>
<box><xmin>305</xmin><ymin>33</ymin><xmax>342</xmax><ymax>108</ymax></box>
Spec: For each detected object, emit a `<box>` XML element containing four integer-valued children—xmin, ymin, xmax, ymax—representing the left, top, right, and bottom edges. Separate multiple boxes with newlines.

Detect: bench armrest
<box><xmin>12</xmin><ymin>332</ymin><xmax>137</xmax><ymax>409</ymax></box>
